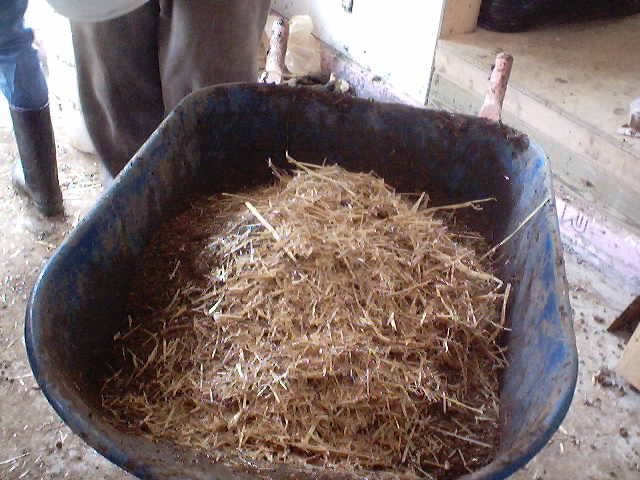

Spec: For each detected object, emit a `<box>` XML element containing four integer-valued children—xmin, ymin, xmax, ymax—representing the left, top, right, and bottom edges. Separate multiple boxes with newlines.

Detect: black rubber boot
<box><xmin>10</xmin><ymin>105</ymin><xmax>64</xmax><ymax>217</ymax></box>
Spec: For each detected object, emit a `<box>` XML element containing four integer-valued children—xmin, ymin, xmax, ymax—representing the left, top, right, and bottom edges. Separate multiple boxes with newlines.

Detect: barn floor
<box><xmin>1</xmin><ymin>6</ymin><xmax>639</xmax><ymax>480</ymax></box>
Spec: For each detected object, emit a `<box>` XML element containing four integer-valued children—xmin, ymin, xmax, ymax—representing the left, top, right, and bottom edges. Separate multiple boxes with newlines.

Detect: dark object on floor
<box><xmin>618</xmin><ymin>98</ymin><xmax>640</xmax><ymax>138</ymax></box>
<box><xmin>608</xmin><ymin>296</ymin><xmax>640</xmax><ymax>333</ymax></box>
<box><xmin>479</xmin><ymin>0</ymin><xmax>640</xmax><ymax>32</ymax></box>
<box><xmin>592</xmin><ymin>366</ymin><xmax>627</xmax><ymax>394</ymax></box>
<box><xmin>284</xmin><ymin>72</ymin><xmax>353</xmax><ymax>95</ymax></box>
<box><xmin>25</xmin><ymin>84</ymin><xmax>577</xmax><ymax>480</ymax></box>
<box><xmin>10</xmin><ymin>106</ymin><xmax>63</xmax><ymax>217</ymax></box>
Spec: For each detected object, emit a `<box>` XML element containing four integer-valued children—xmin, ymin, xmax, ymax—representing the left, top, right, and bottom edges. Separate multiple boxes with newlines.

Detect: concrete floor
<box><xmin>1</xmin><ymin>5</ymin><xmax>639</xmax><ymax>480</ymax></box>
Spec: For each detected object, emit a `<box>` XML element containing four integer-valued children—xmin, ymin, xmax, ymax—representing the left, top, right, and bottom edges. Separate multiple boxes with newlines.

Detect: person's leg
<box><xmin>70</xmin><ymin>1</ymin><xmax>164</xmax><ymax>180</ymax></box>
<box><xmin>0</xmin><ymin>0</ymin><xmax>62</xmax><ymax>216</ymax></box>
<box><xmin>158</xmin><ymin>0</ymin><xmax>271</xmax><ymax>111</ymax></box>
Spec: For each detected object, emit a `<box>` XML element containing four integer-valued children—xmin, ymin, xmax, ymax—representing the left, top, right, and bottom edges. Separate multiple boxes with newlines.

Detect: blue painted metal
<box><xmin>25</xmin><ymin>84</ymin><xmax>577</xmax><ymax>480</ymax></box>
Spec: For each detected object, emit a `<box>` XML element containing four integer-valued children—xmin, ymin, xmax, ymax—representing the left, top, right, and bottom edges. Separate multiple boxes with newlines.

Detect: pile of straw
<box><xmin>102</xmin><ymin>160</ymin><xmax>509</xmax><ymax>479</ymax></box>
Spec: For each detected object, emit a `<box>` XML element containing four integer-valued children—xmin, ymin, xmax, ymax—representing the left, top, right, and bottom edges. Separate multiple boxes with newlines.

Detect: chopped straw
<box><xmin>101</xmin><ymin>161</ymin><xmax>510</xmax><ymax>479</ymax></box>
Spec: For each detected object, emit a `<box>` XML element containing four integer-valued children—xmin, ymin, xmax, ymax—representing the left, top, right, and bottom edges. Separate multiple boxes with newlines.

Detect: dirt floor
<box><xmin>1</xmin><ymin>5</ymin><xmax>639</xmax><ymax>480</ymax></box>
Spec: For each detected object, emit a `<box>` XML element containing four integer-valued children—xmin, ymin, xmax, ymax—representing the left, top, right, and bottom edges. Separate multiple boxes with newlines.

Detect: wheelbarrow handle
<box><xmin>261</xmin><ymin>17</ymin><xmax>290</xmax><ymax>85</ymax></box>
<box><xmin>479</xmin><ymin>52</ymin><xmax>514</xmax><ymax>122</ymax></box>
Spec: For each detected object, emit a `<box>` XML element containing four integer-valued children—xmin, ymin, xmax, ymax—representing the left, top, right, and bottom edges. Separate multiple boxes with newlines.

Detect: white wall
<box><xmin>272</xmin><ymin>0</ymin><xmax>445</xmax><ymax>104</ymax></box>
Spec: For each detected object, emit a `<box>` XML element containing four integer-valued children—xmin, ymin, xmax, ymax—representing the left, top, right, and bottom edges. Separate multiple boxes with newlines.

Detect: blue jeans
<box><xmin>0</xmin><ymin>0</ymin><xmax>48</xmax><ymax>110</ymax></box>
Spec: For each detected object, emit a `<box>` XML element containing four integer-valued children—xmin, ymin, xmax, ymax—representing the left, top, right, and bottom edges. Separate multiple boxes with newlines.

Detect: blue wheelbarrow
<box><xmin>25</xmin><ymin>84</ymin><xmax>577</xmax><ymax>480</ymax></box>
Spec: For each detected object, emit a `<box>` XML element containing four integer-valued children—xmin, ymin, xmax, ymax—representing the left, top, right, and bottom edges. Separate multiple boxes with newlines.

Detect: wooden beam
<box><xmin>608</xmin><ymin>296</ymin><xmax>640</xmax><ymax>333</ymax></box>
<box><xmin>617</xmin><ymin>321</ymin><xmax>640</xmax><ymax>389</ymax></box>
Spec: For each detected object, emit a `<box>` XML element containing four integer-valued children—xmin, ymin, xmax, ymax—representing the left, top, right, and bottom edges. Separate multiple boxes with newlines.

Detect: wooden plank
<box><xmin>440</xmin><ymin>0</ymin><xmax>482</xmax><ymax>37</ymax></box>
<box><xmin>609</xmin><ymin>296</ymin><xmax>640</xmax><ymax>333</ymax></box>
<box><xmin>617</xmin><ymin>322</ymin><xmax>640</xmax><ymax>390</ymax></box>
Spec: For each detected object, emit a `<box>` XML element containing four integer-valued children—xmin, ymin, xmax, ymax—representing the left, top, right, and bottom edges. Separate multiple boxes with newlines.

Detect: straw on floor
<box><xmin>101</xmin><ymin>159</ymin><xmax>509</xmax><ymax>479</ymax></box>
